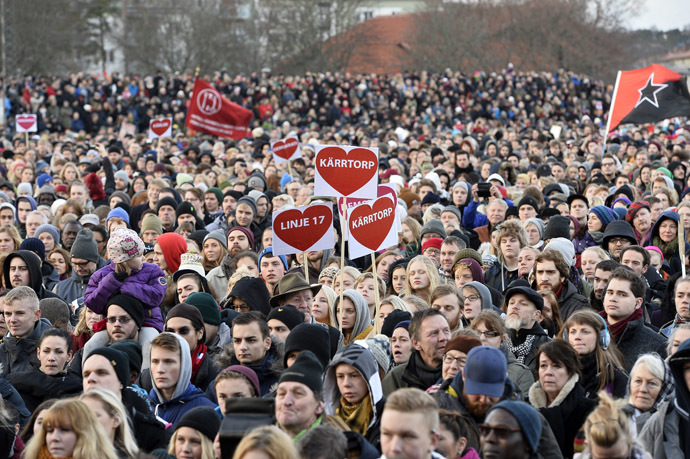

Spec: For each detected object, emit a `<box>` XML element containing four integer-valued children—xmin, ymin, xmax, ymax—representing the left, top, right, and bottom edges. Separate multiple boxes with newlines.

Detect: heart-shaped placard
<box><xmin>316</xmin><ymin>146</ymin><xmax>378</xmax><ymax>197</ymax></box>
<box><xmin>151</xmin><ymin>119</ymin><xmax>171</xmax><ymax>136</ymax></box>
<box><xmin>272</xmin><ymin>138</ymin><xmax>299</xmax><ymax>160</ymax></box>
<box><xmin>17</xmin><ymin>115</ymin><xmax>36</xmax><ymax>131</ymax></box>
<box><xmin>338</xmin><ymin>184</ymin><xmax>398</xmax><ymax>217</ymax></box>
<box><xmin>274</xmin><ymin>205</ymin><xmax>332</xmax><ymax>252</ymax></box>
<box><xmin>348</xmin><ymin>197</ymin><xmax>396</xmax><ymax>252</ymax></box>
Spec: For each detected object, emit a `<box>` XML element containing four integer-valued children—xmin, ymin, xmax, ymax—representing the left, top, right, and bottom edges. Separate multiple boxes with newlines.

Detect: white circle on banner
<box><xmin>197</xmin><ymin>88</ymin><xmax>221</xmax><ymax>115</ymax></box>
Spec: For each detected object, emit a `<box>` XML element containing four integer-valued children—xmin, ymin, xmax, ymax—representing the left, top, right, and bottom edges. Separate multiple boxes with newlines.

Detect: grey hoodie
<box><xmin>146</xmin><ymin>333</ymin><xmax>192</xmax><ymax>401</ymax></box>
<box><xmin>338</xmin><ymin>289</ymin><xmax>371</xmax><ymax>339</ymax></box>
<box><xmin>465</xmin><ymin>281</ymin><xmax>493</xmax><ymax>310</ymax></box>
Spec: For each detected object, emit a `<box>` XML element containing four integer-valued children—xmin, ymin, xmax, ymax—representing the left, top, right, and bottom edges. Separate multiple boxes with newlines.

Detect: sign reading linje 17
<box><xmin>271</xmin><ymin>202</ymin><xmax>335</xmax><ymax>256</ymax></box>
<box><xmin>313</xmin><ymin>145</ymin><xmax>379</xmax><ymax>199</ymax></box>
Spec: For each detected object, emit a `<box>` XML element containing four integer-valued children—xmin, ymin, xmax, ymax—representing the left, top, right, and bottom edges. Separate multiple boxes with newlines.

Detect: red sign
<box><xmin>338</xmin><ymin>184</ymin><xmax>398</xmax><ymax>218</ymax></box>
<box><xmin>16</xmin><ymin>114</ymin><xmax>37</xmax><ymax>133</ymax></box>
<box><xmin>185</xmin><ymin>78</ymin><xmax>253</xmax><ymax>139</ymax></box>
<box><xmin>272</xmin><ymin>203</ymin><xmax>334</xmax><ymax>255</ymax></box>
<box><xmin>270</xmin><ymin>137</ymin><xmax>301</xmax><ymax>163</ymax></box>
<box><xmin>348</xmin><ymin>196</ymin><xmax>397</xmax><ymax>256</ymax></box>
<box><xmin>314</xmin><ymin>146</ymin><xmax>378</xmax><ymax>198</ymax></box>
<box><xmin>149</xmin><ymin>118</ymin><xmax>172</xmax><ymax>138</ymax></box>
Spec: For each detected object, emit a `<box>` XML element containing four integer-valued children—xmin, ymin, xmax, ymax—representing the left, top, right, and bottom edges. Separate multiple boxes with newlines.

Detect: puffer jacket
<box><xmin>84</xmin><ymin>261</ymin><xmax>167</xmax><ymax>331</ymax></box>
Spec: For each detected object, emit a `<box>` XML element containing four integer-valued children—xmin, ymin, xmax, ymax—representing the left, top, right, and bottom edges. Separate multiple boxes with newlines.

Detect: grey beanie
<box><xmin>109</xmin><ymin>190</ymin><xmax>131</xmax><ymax>206</ymax></box>
<box><xmin>35</xmin><ymin>224</ymin><xmax>60</xmax><ymax>245</ymax></box>
<box><xmin>524</xmin><ymin>217</ymin><xmax>544</xmax><ymax>238</ymax></box>
<box><xmin>237</xmin><ymin>196</ymin><xmax>257</xmax><ymax>215</ymax></box>
<box><xmin>203</xmin><ymin>229</ymin><xmax>227</xmax><ymax>249</ymax></box>
<box><xmin>70</xmin><ymin>229</ymin><xmax>100</xmax><ymax>263</ymax></box>
<box><xmin>442</xmin><ymin>206</ymin><xmax>462</xmax><ymax>222</ymax></box>
<box><xmin>114</xmin><ymin>170</ymin><xmax>130</xmax><ymax>186</ymax></box>
<box><xmin>420</xmin><ymin>219</ymin><xmax>447</xmax><ymax>240</ymax></box>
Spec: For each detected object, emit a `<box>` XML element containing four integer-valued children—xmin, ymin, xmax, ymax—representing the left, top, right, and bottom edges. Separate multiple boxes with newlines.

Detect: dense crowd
<box><xmin>0</xmin><ymin>66</ymin><xmax>688</xmax><ymax>459</ymax></box>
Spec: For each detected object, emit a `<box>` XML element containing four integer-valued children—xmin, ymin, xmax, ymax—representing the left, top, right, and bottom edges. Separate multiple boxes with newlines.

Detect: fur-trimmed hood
<box><xmin>529</xmin><ymin>373</ymin><xmax>579</xmax><ymax>408</ymax></box>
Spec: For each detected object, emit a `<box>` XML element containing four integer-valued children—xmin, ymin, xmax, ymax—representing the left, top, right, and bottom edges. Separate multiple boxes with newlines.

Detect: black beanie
<box><xmin>166</xmin><ymin>303</ymin><xmax>205</xmax><ymax>334</ymax></box>
<box><xmin>381</xmin><ymin>310</ymin><xmax>413</xmax><ymax>337</ymax></box>
<box><xmin>175</xmin><ymin>406</ymin><xmax>221</xmax><ymax>442</ymax></box>
<box><xmin>106</xmin><ymin>294</ymin><xmax>145</xmax><ymax>329</ymax></box>
<box><xmin>86</xmin><ymin>347</ymin><xmax>130</xmax><ymax>389</ymax></box>
<box><xmin>278</xmin><ymin>350</ymin><xmax>324</xmax><ymax>395</ymax></box>
<box><xmin>156</xmin><ymin>196</ymin><xmax>179</xmax><ymax>213</ymax></box>
<box><xmin>175</xmin><ymin>201</ymin><xmax>197</xmax><ymax>218</ymax></box>
<box><xmin>284</xmin><ymin>323</ymin><xmax>330</xmax><ymax>369</ymax></box>
<box><xmin>109</xmin><ymin>339</ymin><xmax>143</xmax><ymax>375</ymax></box>
<box><xmin>70</xmin><ymin>229</ymin><xmax>99</xmax><ymax>263</ymax></box>
<box><xmin>518</xmin><ymin>196</ymin><xmax>539</xmax><ymax>213</ymax></box>
<box><xmin>266</xmin><ymin>305</ymin><xmax>304</xmax><ymax>331</ymax></box>
<box><xmin>543</xmin><ymin>215</ymin><xmax>571</xmax><ymax>240</ymax></box>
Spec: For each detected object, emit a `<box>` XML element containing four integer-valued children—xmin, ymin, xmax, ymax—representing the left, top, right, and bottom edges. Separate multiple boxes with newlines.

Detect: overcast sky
<box><xmin>628</xmin><ymin>0</ymin><xmax>690</xmax><ymax>30</ymax></box>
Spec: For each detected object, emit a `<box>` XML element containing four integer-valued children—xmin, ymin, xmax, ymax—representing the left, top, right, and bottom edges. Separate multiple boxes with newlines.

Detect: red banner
<box><xmin>185</xmin><ymin>78</ymin><xmax>253</xmax><ymax>139</ymax></box>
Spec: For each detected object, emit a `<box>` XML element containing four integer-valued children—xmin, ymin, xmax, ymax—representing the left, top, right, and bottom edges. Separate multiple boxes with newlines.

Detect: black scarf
<box><xmin>402</xmin><ymin>350</ymin><xmax>442</xmax><ymax>390</ymax></box>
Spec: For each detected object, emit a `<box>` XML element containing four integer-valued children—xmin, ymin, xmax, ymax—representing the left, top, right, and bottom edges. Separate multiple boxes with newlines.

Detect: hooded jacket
<box><xmin>41</xmin><ymin>260</ymin><xmax>60</xmax><ymax>291</ymax></box>
<box><xmin>324</xmin><ymin>342</ymin><xmax>386</xmax><ymax>450</ymax></box>
<box><xmin>3</xmin><ymin>250</ymin><xmax>59</xmax><ymax>300</ymax></box>
<box><xmin>464</xmin><ymin>281</ymin><xmax>504</xmax><ymax>316</ymax></box>
<box><xmin>146</xmin><ymin>333</ymin><xmax>216</xmax><ymax>425</ymax></box>
<box><xmin>224</xmin><ymin>276</ymin><xmax>271</xmax><ymax>316</ymax></box>
<box><xmin>340</xmin><ymin>289</ymin><xmax>373</xmax><ymax>345</ymax></box>
<box><xmin>84</xmin><ymin>261</ymin><xmax>167</xmax><ymax>331</ymax></box>
<box><xmin>651</xmin><ymin>210</ymin><xmax>684</xmax><ymax>274</ymax></box>
<box><xmin>638</xmin><ymin>339</ymin><xmax>690</xmax><ymax>458</ymax></box>
<box><xmin>0</xmin><ymin>318</ymin><xmax>52</xmax><ymax>377</ymax></box>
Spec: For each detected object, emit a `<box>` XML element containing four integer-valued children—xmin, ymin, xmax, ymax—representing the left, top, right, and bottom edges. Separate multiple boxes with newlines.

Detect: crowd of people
<box><xmin>0</xmin><ymin>66</ymin><xmax>687</xmax><ymax>459</ymax></box>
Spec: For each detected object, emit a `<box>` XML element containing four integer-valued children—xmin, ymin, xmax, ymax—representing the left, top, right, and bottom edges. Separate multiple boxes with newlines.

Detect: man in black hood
<box><xmin>639</xmin><ymin>339</ymin><xmax>690</xmax><ymax>457</ymax></box>
<box><xmin>3</xmin><ymin>250</ymin><xmax>60</xmax><ymax>300</ymax></box>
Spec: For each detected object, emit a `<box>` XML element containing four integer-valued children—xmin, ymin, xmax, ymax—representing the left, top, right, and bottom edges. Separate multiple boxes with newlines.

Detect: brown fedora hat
<box><xmin>269</xmin><ymin>273</ymin><xmax>322</xmax><ymax>308</ymax></box>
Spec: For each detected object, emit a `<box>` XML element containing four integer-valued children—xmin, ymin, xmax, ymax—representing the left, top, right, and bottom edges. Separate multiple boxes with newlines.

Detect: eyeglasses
<box><xmin>478</xmin><ymin>424</ymin><xmax>522</xmax><ymax>439</ymax></box>
<box><xmin>478</xmin><ymin>330</ymin><xmax>501</xmax><ymax>338</ymax></box>
<box><xmin>443</xmin><ymin>354</ymin><xmax>466</xmax><ymax>366</ymax></box>
<box><xmin>601</xmin><ymin>162</ymin><xmax>616</xmax><ymax>167</ymax></box>
<box><xmin>463</xmin><ymin>295</ymin><xmax>480</xmax><ymax>303</ymax></box>
<box><xmin>608</xmin><ymin>237</ymin><xmax>630</xmax><ymax>246</ymax></box>
<box><xmin>106</xmin><ymin>316</ymin><xmax>132</xmax><ymax>324</ymax></box>
<box><xmin>72</xmin><ymin>260</ymin><xmax>92</xmax><ymax>268</ymax></box>
<box><xmin>231</xmin><ymin>303</ymin><xmax>251</xmax><ymax>312</ymax></box>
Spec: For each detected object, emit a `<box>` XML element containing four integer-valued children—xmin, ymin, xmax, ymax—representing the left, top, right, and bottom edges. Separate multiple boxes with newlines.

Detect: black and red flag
<box><xmin>606</xmin><ymin>64</ymin><xmax>690</xmax><ymax>133</ymax></box>
<box><xmin>185</xmin><ymin>78</ymin><xmax>253</xmax><ymax>139</ymax></box>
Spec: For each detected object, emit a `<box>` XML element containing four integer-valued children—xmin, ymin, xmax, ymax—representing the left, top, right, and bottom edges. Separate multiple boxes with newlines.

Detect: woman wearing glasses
<box><xmin>469</xmin><ymin>310</ymin><xmax>534</xmax><ymax>398</ymax></box>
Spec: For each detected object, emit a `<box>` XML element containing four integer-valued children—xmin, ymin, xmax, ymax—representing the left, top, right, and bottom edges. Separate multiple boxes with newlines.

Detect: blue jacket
<box><xmin>461</xmin><ymin>198</ymin><xmax>514</xmax><ymax>230</ymax></box>
<box><xmin>149</xmin><ymin>382</ymin><xmax>216</xmax><ymax>426</ymax></box>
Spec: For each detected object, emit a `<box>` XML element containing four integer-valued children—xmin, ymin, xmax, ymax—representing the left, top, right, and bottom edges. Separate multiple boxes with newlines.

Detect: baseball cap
<box><xmin>463</xmin><ymin>346</ymin><xmax>508</xmax><ymax>398</ymax></box>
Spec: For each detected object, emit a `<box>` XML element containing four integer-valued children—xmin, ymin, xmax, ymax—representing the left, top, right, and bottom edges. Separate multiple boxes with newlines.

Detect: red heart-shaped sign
<box><xmin>349</xmin><ymin>197</ymin><xmax>396</xmax><ymax>252</ymax></box>
<box><xmin>17</xmin><ymin>115</ymin><xmax>36</xmax><ymax>130</ymax></box>
<box><xmin>272</xmin><ymin>138</ymin><xmax>299</xmax><ymax>160</ymax></box>
<box><xmin>338</xmin><ymin>184</ymin><xmax>398</xmax><ymax>217</ymax></box>
<box><xmin>274</xmin><ymin>205</ymin><xmax>332</xmax><ymax>252</ymax></box>
<box><xmin>151</xmin><ymin>119</ymin><xmax>171</xmax><ymax>136</ymax></box>
<box><xmin>316</xmin><ymin>147</ymin><xmax>378</xmax><ymax>196</ymax></box>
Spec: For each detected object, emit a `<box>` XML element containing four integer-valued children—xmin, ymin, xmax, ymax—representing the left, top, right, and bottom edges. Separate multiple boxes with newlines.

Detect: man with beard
<box><xmin>430</xmin><ymin>285</ymin><xmax>464</xmax><ymax>335</ymax></box>
<box><xmin>434</xmin><ymin>346</ymin><xmax>561</xmax><ymax>458</ymax></box>
<box><xmin>590</xmin><ymin>260</ymin><xmax>618</xmax><ymax>311</ymax></box>
<box><xmin>382</xmin><ymin>309</ymin><xmax>450</xmax><ymax>396</ymax></box>
<box><xmin>533</xmin><ymin>249</ymin><xmax>587</xmax><ymax>321</ymax></box>
<box><xmin>503</xmin><ymin>286</ymin><xmax>550</xmax><ymax>374</ymax></box>
<box><xmin>207</xmin><ymin>227</ymin><xmax>254</xmax><ymax>300</ymax></box>
<box><xmin>54</xmin><ymin>229</ymin><xmax>101</xmax><ymax>303</ymax></box>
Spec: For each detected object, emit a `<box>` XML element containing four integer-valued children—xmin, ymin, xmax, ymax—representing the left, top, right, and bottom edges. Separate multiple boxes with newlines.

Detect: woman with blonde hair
<box><xmin>378</xmin><ymin>295</ymin><xmax>410</xmax><ymax>323</ymax></box>
<box><xmin>312</xmin><ymin>284</ymin><xmax>337</xmax><ymax>326</ymax></box>
<box><xmin>80</xmin><ymin>388</ymin><xmax>138</xmax><ymax>458</ymax></box>
<box><xmin>335</xmin><ymin>289</ymin><xmax>373</xmax><ymax>345</ymax></box>
<box><xmin>0</xmin><ymin>224</ymin><xmax>22</xmax><ymax>253</ymax></box>
<box><xmin>405</xmin><ymin>255</ymin><xmax>440</xmax><ymax>305</ymax></box>
<box><xmin>333</xmin><ymin>266</ymin><xmax>360</xmax><ymax>294</ymax></box>
<box><xmin>354</xmin><ymin>272</ymin><xmax>386</xmax><ymax>320</ymax></box>
<box><xmin>576</xmin><ymin>392</ymin><xmax>650</xmax><ymax>459</ymax></box>
<box><xmin>59</xmin><ymin>162</ymin><xmax>79</xmax><ymax>184</ymax></box>
<box><xmin>22</xmin><ymin>399</ymin><xmax>118</xmax><ymax>459</ymax></box>
<box><xmin>72</xmin><ymin>301</ymin><xmax>102</xmax><ymax>351</ymax></box>
<box><xmin>401</xmin><ymin>216</ymin><xmax>422</xmax><ymax>257</ymax></box>
<box><xmin>168</xmin><ymin>406</ymin><xmax>220</xmax><ymax>459</ymax></box>
<box><xmin>233</xmin><ymin>425</ymin><xmax>299</xmax><ymax>459</ymax></box>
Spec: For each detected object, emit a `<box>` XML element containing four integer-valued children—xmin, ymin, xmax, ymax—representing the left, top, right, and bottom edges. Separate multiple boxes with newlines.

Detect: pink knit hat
<box><xmin>108</xmin><ymin>228</ymin><xmax>145</xmax><ymax>263</ymax></box>
<box><xmin>644</xmin><ymin>245</ymin><xmax>665</xmax><ymax>263</ymax></box>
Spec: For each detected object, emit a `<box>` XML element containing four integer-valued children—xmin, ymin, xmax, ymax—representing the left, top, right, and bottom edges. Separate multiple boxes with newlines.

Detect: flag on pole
<box><xmin>606</xmin><ymin>64</ymin><xmax>690</xmax><ymax>133</ymax></box>
<box><xmin>185</xmin><ymin>78</ymin><xmax>253</xmax><ymax>139</ymax></box>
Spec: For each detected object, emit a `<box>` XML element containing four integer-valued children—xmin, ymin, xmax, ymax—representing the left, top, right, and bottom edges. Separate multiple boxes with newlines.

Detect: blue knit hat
<box><xmin>488</xmin><ymin>401</ymin><xmax>542</xmax><ymax>454</ymax></box>
<box><xmin>258</xmin><ymin>246</ymin><xmax>288</xmax><ymax>271</ymax></box>
<box><xmin>35</xmin><ymin>224</ymin><xmax>60</xmax><ymax>246</ymax></box>
<box><xmin>36</xmin><ymin>173</ymin><xmax>53</xmax><ymax>188</ymax></box>
<box><xmin>281</xmin><ymin>173</ymin><xmax>294</xmax><ymax>190</ymax></box>
<box><xmin>589</xmin><ymin>205</ymin><xmax>617</xmax><ymax>228</ymax></box>
<box><xmin>107</xmin><ymin>207</ymin><xmax>130</xmax><ymax>226</ymax></box>
<box><xmin>19</xmin><ymin>238</ymin><xmax>45</xmax><ymax>262</ymax></box>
